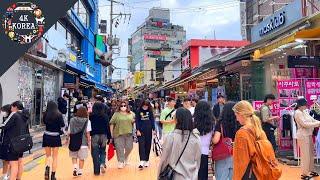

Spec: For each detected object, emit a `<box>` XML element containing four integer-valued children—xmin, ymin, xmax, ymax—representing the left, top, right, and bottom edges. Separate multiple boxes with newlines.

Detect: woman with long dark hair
<box><xmin>1</xmin><ymin>101</ymin><xmax>29</xmax><ymax>180</ymax></box>
<box><xmin>42</xmin><ymin>101</ymin><xmax>65</xmax><ymax>180</ymax></box>
<box><xmin>212</xmin><ymin>102</ymin><xmax>239</xmax><ymax>180</ymax></box>
<box><xmin>194</xmin><ymin>100</ymin><xmax>214</xmax><ymax>180</ymax></box>
<box><xmin>110</xmin><ymin>101</ymin><xmax>135</xmax><ymax>169</ymax></box>
<box><xmin>153</xmin><ymin>100</ymin><xmax>162</xmax><ymax>139</ymax></box>
<box><xmin>89</xmin><ymin>102</ymin><xmax>111</xmax><ymax>176</ymax></box>
<box><xmin>136</xmin><ymin>100</ymin><xmax>155</xmax><ymax>169</ymax></box>
<box><xmin>158</xmin><ymin>107</ymin><xmax>201</xmax><ymax>180</ymax></box>
<box><xmin>0</xmin><ymin>105</ymin><xmax>11</xmax><ymax>180</ymax></box>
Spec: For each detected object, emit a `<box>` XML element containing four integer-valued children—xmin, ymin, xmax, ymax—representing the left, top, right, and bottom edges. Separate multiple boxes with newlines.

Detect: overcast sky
<box><xmin>98</xmin><ymin>0</ymin><xmax>242</xmax><ymax>80</ymax></box>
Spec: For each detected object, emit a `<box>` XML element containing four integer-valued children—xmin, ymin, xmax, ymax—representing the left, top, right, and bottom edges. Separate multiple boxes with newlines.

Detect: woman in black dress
<box><xmin>0</xmin><ymin>104</ymin><xmax>11</xmax><ymax>180</ymax></box>
<box><xmin>42</xmin><ymin>101</ymin><xmax>65</xmax><ymax>180</ymax></box>
<box><xmin>1</xmin><ymin>101</ymin><xmax>29</xmax><ymax>180</ymax></box>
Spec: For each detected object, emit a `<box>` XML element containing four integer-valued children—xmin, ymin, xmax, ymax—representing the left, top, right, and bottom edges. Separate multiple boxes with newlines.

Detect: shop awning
<box><xmin>79</xmin><ymin>76</ymin><xmax>96</xmax><ymax>87</ymax></box>
<box><xmin>295</xmin><ymin>27</ymin><xmax>320</xmax><ymax>39</ymax></box>
<box><xmin>95</xmin><ymin>83</ymin><xmax>113</xmax><ymax>92</ymax></box>
<box><xmin>252</xmin><ymin>13</ymin><xmax>320</xmax><ymax>60</ymax></box>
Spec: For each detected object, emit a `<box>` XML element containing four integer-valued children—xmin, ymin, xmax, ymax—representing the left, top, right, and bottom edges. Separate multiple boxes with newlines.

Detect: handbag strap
<box><xmin>175</xmin><ymin>131</ymin><xmax>191</xmax><ymax>166</ymax></box>
<box><xmin>220</xmin><ymin>123</ymin><xmax>224</xmax><ymax>139</ymax></box>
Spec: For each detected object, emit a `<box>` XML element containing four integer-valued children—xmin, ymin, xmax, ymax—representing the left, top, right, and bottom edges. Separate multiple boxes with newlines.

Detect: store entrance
<box><xmin>32</xmin><ymin>70</ymin><xmax>43</xmax><ymax>127</ymax></box>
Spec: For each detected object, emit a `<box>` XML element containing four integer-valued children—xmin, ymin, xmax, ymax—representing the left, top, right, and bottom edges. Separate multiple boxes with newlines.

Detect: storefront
<box><xmin>19</xmin><ymin>54</ymin><xmax>63</xmax><ymax>127</ymax></box>
<box><xmin>249</xmin><ymin>1</ymin><xmax>320</xmax><ymax>154</ymax></box>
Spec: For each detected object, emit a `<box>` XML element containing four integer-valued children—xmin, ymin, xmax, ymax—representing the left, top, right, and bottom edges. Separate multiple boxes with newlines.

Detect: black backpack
<box><xmin>69</xmin><ymin>121</ymin><xmax>87</xmax><ymax>152</ymax></box>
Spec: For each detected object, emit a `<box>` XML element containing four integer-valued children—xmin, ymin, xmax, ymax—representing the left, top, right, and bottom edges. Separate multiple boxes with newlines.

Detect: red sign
<box><xmin>144</xmin><ymin>34</ymin><xmax>167</xmax><ymax>41</ymax></box>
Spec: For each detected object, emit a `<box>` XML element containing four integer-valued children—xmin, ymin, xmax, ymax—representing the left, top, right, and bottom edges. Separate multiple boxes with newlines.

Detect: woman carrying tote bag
<box><xmin>158</xmin><ymin>107</ymin><xmax>201</xmax><ymax>180</ymax></box>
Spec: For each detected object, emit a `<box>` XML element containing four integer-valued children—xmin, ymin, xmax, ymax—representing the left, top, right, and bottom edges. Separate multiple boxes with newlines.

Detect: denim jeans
<box><xmin>215</xmin><ymin>156</ymin><xmax>233</xmax><ymax>180</ymax></box>
<box><xmin>155</xmin><ymin>121</ymin><xmax>162</xmax><ymax>139</ymax></box>
<box><xmin>91</xmin><ymin>134</ymin><xmax>107</xmax><ymax>175</ymax></box>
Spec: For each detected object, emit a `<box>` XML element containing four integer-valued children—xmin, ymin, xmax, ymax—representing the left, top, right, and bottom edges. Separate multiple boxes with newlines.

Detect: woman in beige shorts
<box><xmin>68</xmin><ymin>107</ymin><xmax>91</xmax><ymax>177</ymax></box>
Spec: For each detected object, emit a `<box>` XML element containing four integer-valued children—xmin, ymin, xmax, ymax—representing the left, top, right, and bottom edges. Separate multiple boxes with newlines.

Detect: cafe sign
<box><xmin>259</xmin><ymin>12</ymin><xmax>285</xmax><ymax>37</ymax></box>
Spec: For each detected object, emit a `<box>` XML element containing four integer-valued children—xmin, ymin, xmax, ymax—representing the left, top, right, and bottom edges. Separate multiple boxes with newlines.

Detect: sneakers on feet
<box><xmin>2</xmin><ymin>175</ymin><xmax>9</xmax><ymax>180</ymax></box>
<box><xmin>138</xmin><ymin>161</ymin><xmax>144</xmax><ymax>170</ymax></box>
<box><xmin>73</xmin><ymin>168</ymin><xmax>78</xmax><ymax>177</ymax></box>
<box><xmin>77</xmin><ymin>169</ymin><xmax>83</xmax><ymax>176</ymax></box>
<box><xmin>144</xmin><ymin>161</ymin><xmax>150</xmax><ymax>167</ymax></box>
<box><xmin>118</xmin><ymin>162</ymin><xmax>124</xmax><ymax>169</ymax></box>
<box><xmin>100</xmin><ymin>164</ymin><xmax>106</xmax><ymax>173</ymax></box>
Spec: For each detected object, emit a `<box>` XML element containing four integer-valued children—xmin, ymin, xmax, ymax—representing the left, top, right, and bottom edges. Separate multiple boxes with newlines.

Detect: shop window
<box><xmin>73</xmin><ymin>0</ymin><xmax>90</xmax><ymax>28</ymax></box>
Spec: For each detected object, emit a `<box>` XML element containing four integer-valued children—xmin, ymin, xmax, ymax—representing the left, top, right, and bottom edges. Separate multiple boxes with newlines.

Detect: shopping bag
<box><xmin>108</xmin><ymin>143</ymin><xmax>115</xmax><ymax>161</ymax></box>
<box><xmin>153</xmin><ymin>134</ymin><xmax>163</xmax><ymax>156</ymax></box>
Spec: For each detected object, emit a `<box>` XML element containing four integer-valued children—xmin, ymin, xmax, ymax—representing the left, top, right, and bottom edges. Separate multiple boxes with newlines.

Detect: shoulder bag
<box><xmin>69</xmin><ymin>121</ymin><xmax>87</xmax><ymax>152</ymax></box>
<box><xmin>158</xmin><ymin>131</ymin><xmax>191</xmax><ymax>180</ymax></box>
<box><xmin>9</xmin><ymin>113</ymin><xmax>33</xmax><ymax>154</ymax></box>
<box><xmin>211</xmin><ymin>123</ymin><xmax>233</xmax><ymax>161</ymax></box>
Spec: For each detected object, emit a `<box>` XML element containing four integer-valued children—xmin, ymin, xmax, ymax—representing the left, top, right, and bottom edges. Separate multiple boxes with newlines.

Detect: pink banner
<box><xmin>305</xmin><ymin>80</ymin><xmax>320</xmax><ymax>105</ymax></box>
<box><xmin>144</xmin><ymin>34</ymin><xmax>167</xmax><ymax>41</ymax></box>
<box><xmin>253</xmin><ymin>101</ymin><xmax>279</xmax><ymax>115</ymax></box>
<box><xmin>277</xmin><ymin>80</ymin><xmax>300</xmax><ymax>90</ymax></box>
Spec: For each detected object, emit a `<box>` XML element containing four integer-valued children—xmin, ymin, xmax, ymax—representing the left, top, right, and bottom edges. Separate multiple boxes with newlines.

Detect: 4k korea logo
<box><xmin>2</xmin><ymin>2</ymin><xmax>45</xmax><ymax>44</ymax></box>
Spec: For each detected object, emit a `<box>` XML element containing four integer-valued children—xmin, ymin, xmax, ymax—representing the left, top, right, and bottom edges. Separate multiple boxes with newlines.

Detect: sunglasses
<box><xmin>120</xmin><ymin>105</ymin><xmax>126</xmax><ymax>107</ymax></box>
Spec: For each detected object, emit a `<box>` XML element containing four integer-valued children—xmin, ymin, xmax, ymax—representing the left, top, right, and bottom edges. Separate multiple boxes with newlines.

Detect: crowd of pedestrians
<box><xmin>4</xmin><ymin>91</ymin><xmax>320</xmax><ymax>179</ymax></box>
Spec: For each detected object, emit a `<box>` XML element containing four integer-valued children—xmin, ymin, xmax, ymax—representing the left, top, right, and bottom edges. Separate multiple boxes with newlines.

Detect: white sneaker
<box><xmin>118</xmin><ymin>162</ymin><xmax>124</xmax><ymax>169</ymax></box>
<box><xmin>138</xmin><ymin>161</ymin><xmax>144</xmax><ymax>169</ymax></box>
<box><xmin>2</xmin><ymin>175</ymin><xmax>9</xmax><ymax>180</ymax></box>
<box><xmin>144</xmin><ymin>161</ymin><xmax>150</xmax><ymax>167</ymax></box>
<box><xmin>124</xmin><ymin>159</ymin><xmax>130</xmax><ymax>165</ymax></box>
<box><xmin>100</xmin><ymin>164</ymin><xmax>106</xmax><ymax>173</ymax></box>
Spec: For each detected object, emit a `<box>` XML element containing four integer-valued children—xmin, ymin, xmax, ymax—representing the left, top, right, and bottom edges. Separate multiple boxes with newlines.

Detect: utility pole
<box><xmin>106</xmin><ymin>0</ymin><xmax>131</xmax><ymax>84</ymax></box>
<box><xmin>108</xmin><ymin>0</ymin><xmax>113</xmax><ymax>85</ymax></box>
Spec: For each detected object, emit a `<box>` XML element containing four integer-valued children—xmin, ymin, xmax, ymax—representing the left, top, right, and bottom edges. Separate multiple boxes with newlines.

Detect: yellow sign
<box><xmin>69</xmin><ymin>53</ymin><xmax>77</xmax><ymax>62</ymax></box>
<box><xmin>134</xmin><ymin>72</ymin><xmax>144</xmax><ymax>85</ymax></box>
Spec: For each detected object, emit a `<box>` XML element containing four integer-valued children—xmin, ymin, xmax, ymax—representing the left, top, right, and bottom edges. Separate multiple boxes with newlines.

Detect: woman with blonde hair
<box><xmin>232</xmin><ymin>100</ymin><xmax>278</xmax><ymax>180</ymax></box>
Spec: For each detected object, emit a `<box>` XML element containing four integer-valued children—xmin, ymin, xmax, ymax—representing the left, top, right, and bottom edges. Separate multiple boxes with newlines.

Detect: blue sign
<box><xmin>251</xmin><ymin>0</ymin><xmax>302</xmax><ymax>42</ymax></box>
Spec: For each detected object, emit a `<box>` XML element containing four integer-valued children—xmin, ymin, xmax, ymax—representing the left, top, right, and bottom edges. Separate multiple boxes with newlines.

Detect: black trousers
<box><xmin>198</xmin><ymin>154</ymin><xmax>209</xmax><ymax>180</ymax></box>
<box><xmin>263</xmin><ymin>124</ymin><xmax>277</xmax><ymax>151</ymax></box>
<box><xmin>138</xmin><ymin>128</ymin><xmax>152</xmax><ymax>161</ymax></box>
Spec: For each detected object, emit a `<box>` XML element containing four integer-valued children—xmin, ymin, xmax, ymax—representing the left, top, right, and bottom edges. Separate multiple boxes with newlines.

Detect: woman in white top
<box><xmin>193</xmin><ymin>100</ymin><xmax>214</xmax><ymax>180</ymax></box>
<box><xmin>294</xmin><ymin>98</ymin><xmax>320</xmax><ymax>180</ymax></box>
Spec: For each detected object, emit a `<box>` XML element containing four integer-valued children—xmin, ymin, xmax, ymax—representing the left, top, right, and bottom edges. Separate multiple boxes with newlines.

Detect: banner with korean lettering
<box><xmin>277</xmin><ymin>79</ymin><xmax>301</xmax><ymax>150</ymax></box>
<box><xmin>252</xmin><ymin>101</ymin><xmax>279</xmax><ymax>116</ymax></box>
<box><xmin>277</xmin><ymin>80</ymin><xmax>301</xmax><ymax>109</ymax></box>
<box><xmin>305</xmin><ymin>80</ymin><xmax>320</xmax><ymax>105</ymax></box>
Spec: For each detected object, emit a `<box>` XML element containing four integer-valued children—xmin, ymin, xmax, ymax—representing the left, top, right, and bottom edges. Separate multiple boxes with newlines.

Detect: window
<box><xmin>73</xmin><ymin>0</ymin><xmax>90</xmax><ymax>27</ymax></box>
<box><xmin>56</xmin><ymin>22</ymin><xmax>67</xmax><ymax>39</ymax></box>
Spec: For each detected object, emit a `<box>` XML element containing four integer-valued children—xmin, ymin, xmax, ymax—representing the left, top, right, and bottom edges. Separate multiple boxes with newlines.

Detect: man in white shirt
<box><xmin>183</xmin><ymin>98</ymin><xmax>195</xmax><ymax>116</ymax></box>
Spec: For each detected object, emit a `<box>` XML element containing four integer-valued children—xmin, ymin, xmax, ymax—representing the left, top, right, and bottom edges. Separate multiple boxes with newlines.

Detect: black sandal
<box><xmin>301</xmin><ymin>175</ymin><xmax>311</xmax><ymax>180</ymax></box>
<box><xmin>310</xmin><ymin>171</ymin><xmax>319</xmax><ymax>177</ymax></box>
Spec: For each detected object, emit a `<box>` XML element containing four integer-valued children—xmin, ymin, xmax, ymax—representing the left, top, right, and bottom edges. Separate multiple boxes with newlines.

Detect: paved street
<box><xmin>13</xmin><ymin>144</ymin><xmax>319</xmax><ymax>180</ymax></box>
